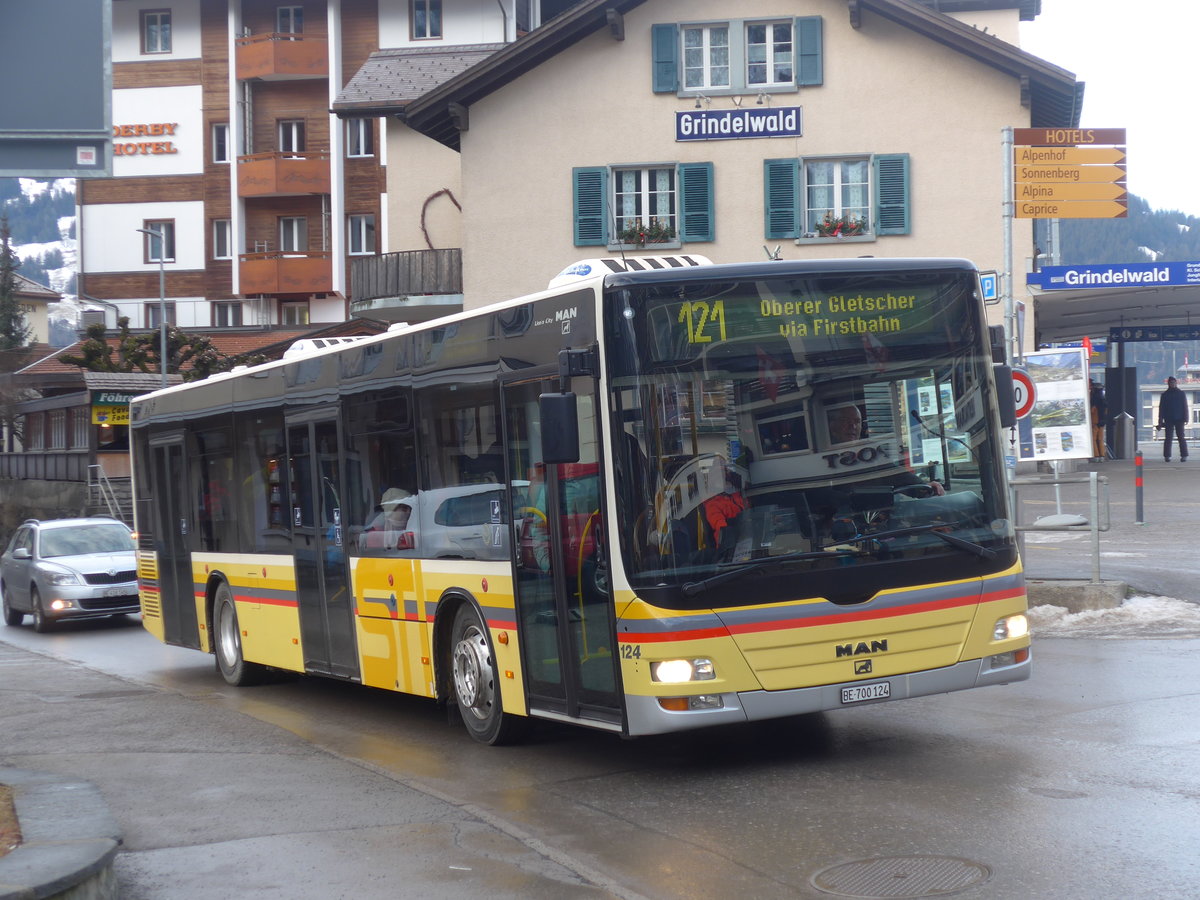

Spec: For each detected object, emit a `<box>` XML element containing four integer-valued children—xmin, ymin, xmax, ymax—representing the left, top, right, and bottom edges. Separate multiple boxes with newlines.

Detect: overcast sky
<box><xmin>1019</xmin><ymin>1</ymin><xmax>1196</xmax><ymax>217</ymax></box>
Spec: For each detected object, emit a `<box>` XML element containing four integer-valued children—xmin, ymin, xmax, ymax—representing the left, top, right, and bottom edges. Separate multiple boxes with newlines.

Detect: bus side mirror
<box><xmin>993</xmin><ymin>364</ymin><xmax>1016</xmax><ymax>429</ymax></box>
<box><xmin>988</xmin><ymin>325</ymin><xmax>1006</xmax><ymax>364</ymax></box>
<box><xmin>540</xmin><ymin>392</ymin><xmax>580</xmax><ymax>463</ymax></box>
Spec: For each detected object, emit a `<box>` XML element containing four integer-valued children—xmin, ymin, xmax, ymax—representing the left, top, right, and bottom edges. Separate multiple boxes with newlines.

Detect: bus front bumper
<box><xmin>624</xmin><ymin>652</ymin><xmax>1031</xmax><ymax>736</ymax></box>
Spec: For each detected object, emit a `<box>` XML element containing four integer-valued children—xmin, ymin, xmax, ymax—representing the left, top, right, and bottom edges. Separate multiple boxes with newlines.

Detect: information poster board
<box><xmin>1016</xmin><ymin>348</ymin><xmax>1091</xmax><ymax>461</ymax></box>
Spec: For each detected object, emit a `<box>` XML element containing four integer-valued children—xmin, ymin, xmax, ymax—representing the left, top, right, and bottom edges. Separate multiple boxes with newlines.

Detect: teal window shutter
<box><xmin>874</xmin><ymin>154</ymin><xmax>910</xmax><ymax>235</ymax></box>
<box><xmin>764</xmin><ymin>158</ymin><xmax>799</xmax><ymax>239</ymax></box>
<box><xmin>652</xmin><ymin>24</ymin><xmax>679</xmax><ymax>93</ymax></box>
<box><xmin>795</xmin><ymin>17</ymin><xmax>823</xmax><ymax>86</ymax></box>
<box><xmin>678</xmin><ymin>162</ymin><xmax>714</xmax><ymax>242</ymax></box>
<box><xmin>573</xmin><ymin>167</ymin><xmax>608</xmax><ymax>246</ymax></box>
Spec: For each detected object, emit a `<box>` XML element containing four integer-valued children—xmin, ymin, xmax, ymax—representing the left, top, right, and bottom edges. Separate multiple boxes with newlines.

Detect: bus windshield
<box><xmin>606</xmin><ymin>267</ymin><xmax>1015</xmax><ymax>605</ymax></box>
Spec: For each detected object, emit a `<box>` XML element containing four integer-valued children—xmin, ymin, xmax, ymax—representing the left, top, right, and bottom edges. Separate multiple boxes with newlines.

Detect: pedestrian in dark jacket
<box><xmin>1158</xmin><ymin>376</ymin><xmax>1189</xmax><ymax>462</ymax></box>
<box><xmin>1089</xmin><ymin>379</ymin><xmax>1108</xmax><ymax>461</ymax></box>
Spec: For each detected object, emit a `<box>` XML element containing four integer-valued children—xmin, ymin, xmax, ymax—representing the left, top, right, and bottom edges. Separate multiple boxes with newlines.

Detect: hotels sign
<box><xmin>1012</xmin><ymin>128</ymin><xmax>1127</xmax><ymax>219</ymax></box>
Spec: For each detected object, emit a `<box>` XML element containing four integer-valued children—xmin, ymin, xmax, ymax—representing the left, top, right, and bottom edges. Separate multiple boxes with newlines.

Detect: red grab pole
<box><xmin>1135</xmin><ymin>450</ymin><xmax>1145</xmax><ymax>524</ymax></box>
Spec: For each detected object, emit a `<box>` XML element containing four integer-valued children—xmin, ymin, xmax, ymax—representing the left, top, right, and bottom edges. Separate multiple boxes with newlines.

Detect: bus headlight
<box><xmin>650</xmin><ymin>658</ymin><xmax>715</xmax><ymax>683</ymax></box>
<box><xmin>993</xmin><ymin>614</ymin><xmax>1029</xmax><ymax>641</ymax></box>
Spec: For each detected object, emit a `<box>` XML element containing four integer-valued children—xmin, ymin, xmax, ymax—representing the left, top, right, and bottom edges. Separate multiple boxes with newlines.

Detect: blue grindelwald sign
<box><xmin>676</xmin><ymin>107</ymin><xmax>802</xmax><ymax>141</ymax></box>
<box><xmin>1027</xmin><ymin>261</ymin><xmax>1200</xmax><ymax>291</ymax></box>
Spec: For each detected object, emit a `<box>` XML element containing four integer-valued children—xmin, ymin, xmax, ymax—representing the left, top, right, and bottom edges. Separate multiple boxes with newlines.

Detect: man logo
<box><xmin>854</xmin><ymin>660</ymin><xmax>873</xmax><ymax>675</ymax></box>
<box><xmin>835</xmin><ymin>639</ymin><xmax>888</xmax><ymax>658</ymax></box>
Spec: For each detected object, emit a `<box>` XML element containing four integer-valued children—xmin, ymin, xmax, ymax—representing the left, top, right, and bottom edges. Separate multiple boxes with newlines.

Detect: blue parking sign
<box><xmin>979</xmin><ymin>271</ymin><xmax>998</xmax><ymax>303</ymax></box>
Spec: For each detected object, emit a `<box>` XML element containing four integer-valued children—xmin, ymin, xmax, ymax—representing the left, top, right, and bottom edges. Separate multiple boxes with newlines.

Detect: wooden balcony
<box><xmin>237</xmin><ymin>151</ymin><xmax>331</xmax><ymax>197</ymax></box>
<box><xmin>236</xmin><ymin>33</ymin><xmax>328</xmax><ymax>80</ymax></box>
<box><xmin>350</xmin><ymin>249</ymin><xmax>463</xmax><ymax>301</ymax></box>
<box><xmin>239</xmin><ymin>252</ymin><xmax>332</xmax><ymax>296</ymax></box>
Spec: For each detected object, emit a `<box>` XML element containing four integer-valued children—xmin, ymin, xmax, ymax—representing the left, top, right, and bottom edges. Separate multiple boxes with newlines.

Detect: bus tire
<box><xmin>450</xmin><ymin>603</ymin><xmax>526</xmax><ymax>745</ymax></box>
<box><xmin>213</xmin><ymin>581</ymin><xmax>268</xmax><ymax>686</ymax></box>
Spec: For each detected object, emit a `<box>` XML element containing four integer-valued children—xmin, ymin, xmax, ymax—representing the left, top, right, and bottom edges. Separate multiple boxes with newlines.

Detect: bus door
<box><xmin>503</xmin><ymin>376</ymin><xmax>622</xmax><ymax>727</ymax></box>
<box><xmin>149</xmin><ymin>437</ymin><xmax>199</xmax><ymax>648</ymax></box>
<box><xmin>286</xmin><ymin>414</ymin><xmax>359</xmax><ymax>680</ymax></box>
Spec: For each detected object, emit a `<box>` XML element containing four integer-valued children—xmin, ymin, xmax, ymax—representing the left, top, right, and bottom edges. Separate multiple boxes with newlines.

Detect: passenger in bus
<box><xmin>827</xmin><ymin>405</ymin><xmax>867</xmax><ymax>445</ymax></box>
<box><xmin>825</xmin><ymin>404</ymin><xmax>944</xmax><ymax>496</ymax></box>
<box><xmin>360</xmin><ymin>488</ymin><xmax>414</xmax><ymax>550</ymax></box>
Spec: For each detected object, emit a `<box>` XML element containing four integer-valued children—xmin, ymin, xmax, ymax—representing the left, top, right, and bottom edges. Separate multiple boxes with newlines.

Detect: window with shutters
<box><xmin>572</xmin><ymin>162</ymin><xmax>714</xmax><ymax>248</ymax></box>
<box><xmin>655</xmin><ymin>18</ymin><xmax>820</xmax><ymax>97</ymax></box>
<box><xmin>763</xmin><ymin>154</ymin><xmax>910</xmax><ymax>242</ymax></box>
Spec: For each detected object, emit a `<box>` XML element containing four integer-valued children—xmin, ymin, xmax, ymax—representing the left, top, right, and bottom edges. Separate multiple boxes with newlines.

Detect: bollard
<box><xmin>1135</xmin><ymin>450</ymin><xmax>1144</xmax><ymax>524</ymax></box>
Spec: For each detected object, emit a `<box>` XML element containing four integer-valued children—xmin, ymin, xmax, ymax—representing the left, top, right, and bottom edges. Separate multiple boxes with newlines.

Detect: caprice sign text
<box><xmin>676</xmin><ymin>107</ymin><xmax>802</xmax><ymax>142</ymax></box>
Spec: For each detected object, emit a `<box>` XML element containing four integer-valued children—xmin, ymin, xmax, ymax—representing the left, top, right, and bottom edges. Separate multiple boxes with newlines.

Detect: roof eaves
<box><xmin>855</xmin><ymin>0</ymin><xmax>1078</xmax><ymax>124</ymax></box>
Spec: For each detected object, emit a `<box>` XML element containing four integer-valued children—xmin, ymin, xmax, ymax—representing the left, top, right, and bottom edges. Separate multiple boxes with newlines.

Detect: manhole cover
<box><xmin>811</xmin><ymin>855</ymin><xmax>991</xmax><ymax>898</ymax></box>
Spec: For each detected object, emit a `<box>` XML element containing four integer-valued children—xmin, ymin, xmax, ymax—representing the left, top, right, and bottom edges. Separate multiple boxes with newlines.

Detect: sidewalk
<box><xmin>1014</xmin><ymin>444</ymin><xmax>1200</xmax><ymax>603</ymax></box>
<box><xmin>0</xmin><ymin>641</ymin><xmax>625</xmax><ymax>900</ymax></box>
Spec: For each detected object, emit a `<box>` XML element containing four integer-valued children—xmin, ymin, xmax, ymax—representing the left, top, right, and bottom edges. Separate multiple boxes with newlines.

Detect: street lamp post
<box><xmin>135</xmin><ymin>228</ymin><xmax>168</xmax><ymax>388</ymax></box>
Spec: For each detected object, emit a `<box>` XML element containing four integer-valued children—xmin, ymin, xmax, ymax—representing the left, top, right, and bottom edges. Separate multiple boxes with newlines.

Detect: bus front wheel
<box><xmin>213</xmin><ymin>582</ymin><xmax>268</xmax><ymax>686</ymax></box>
<box><xmin>450</xmin><ymin>604</ymin><xmax>525</xmax><ymax>745</ymax></box>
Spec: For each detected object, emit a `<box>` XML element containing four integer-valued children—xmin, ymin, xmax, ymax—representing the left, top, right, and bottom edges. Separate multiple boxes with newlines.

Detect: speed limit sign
<box><xmin>1011</xmin><ymin>368</ymin><xmax>1035</xmax><ymax>419</ymax></box>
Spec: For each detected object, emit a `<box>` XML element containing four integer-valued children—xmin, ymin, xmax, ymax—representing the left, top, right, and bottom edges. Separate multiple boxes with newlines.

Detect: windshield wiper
<box><xmin>846</xmin><ymin>521</ymin><xmax>996</xmax><ymax>560</ymax></box>
<box><xmin>679</xmin><ymin>523</ymin><xmax>996</xmax><ymax>598</ymax></box>
<box><xmin>931</xmin><ymin>530</ymin><xmax>997</xmax><ymax>559</ymax></box>
<box><xmin>680</xmin><ymin>548</ymin><xmax>857</xmax><ymax>597</ymax></box>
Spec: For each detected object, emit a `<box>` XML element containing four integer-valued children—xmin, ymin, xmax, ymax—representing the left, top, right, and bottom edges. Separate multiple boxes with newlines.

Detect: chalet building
<box><xmin>80</xmin><ymin>0</ymin><xmax>585</xmax><ymax>333</ymax></box>
<box><xmin>12</xmin><ymin>272</ymin><xmax>58</xmax><ymax>345</ymax></box>
<box><xmin>335</xmin><ymin>0</ymin><xmax>1078</xmax><ymax>354</ymax></box>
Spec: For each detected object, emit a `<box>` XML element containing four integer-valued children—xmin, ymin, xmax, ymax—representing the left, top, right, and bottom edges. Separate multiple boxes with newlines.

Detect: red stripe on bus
<box><xmin>233</xmin><ymin>593</ymin><xmax>299</xmax><ymax>608</ymax></box>
<box><xmin>618</xmin><ymin>586</ymin><xmax>1025</xmax><ymax>643</ymax></box>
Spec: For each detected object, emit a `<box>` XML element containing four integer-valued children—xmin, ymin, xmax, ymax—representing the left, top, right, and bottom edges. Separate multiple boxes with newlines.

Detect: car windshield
<box><xmin>39</xmin><ymin>524</ymin><xmax>134</xmax><ymax>558</ymax></box>
<box><xmin>604</xmin><ymin>266</ymin><xmax>1016</xmax><ymax>607</ymax></box>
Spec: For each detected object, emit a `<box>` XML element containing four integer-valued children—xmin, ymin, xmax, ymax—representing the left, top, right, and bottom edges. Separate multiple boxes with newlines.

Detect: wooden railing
<box><xmin>0</xmin><ymin>451</ymin><xmax>90</xmax><ymax>482</ymax></box>
<box><xmin>350</xmin><ymin>248</ymin><xmax>463</xmax><ymax>302</ymax></box>
<box><xmin>235</xmin><ymin>32</ymin><xmax>328</xmax><ymax>80</ymax></box>
<box><xmin>239</xmin><ymin>251</ymin><xmax>333</xmax><ymax>294</ymax></box>
<box><xmin>237</xmin><ymin>150</ymin><xmax>331</xmax><ymax>196</ymax></box>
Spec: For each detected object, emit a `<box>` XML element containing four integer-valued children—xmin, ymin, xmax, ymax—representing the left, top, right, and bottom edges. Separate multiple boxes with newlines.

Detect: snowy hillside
<box><xmin>3</xmin><ymin>177</ymin><xmax>86</xmax><ymax>345</ymax></box>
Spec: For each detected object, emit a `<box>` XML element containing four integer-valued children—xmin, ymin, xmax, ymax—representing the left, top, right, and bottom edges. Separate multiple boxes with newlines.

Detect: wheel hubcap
<box><xmin>217</xmin><ymin>603</ymin><xmax>239</xmax><ymax>667</ymax></box>
<box><xmin>452</xmin><ymin>624</ymin><xmax>494</xmax><ymax>720</ymax></box>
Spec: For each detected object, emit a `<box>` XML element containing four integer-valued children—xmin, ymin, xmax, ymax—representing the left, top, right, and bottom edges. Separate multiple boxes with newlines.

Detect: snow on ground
<box><xmin>1029</xmin><ymin>595</ymin><xmax>1200</xmax><ymax>639</ymax></box>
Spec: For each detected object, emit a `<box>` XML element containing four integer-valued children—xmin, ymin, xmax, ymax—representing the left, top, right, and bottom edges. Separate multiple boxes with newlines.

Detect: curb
<box><xmin>0</xmin><ymin>769</ymin><xmax>120</xmax><ymax>900</ymax></box>
<box><xmin>1026</xmin><ymin>578</ymin><xmax>1128</xmax><ymax>613</ymax></box>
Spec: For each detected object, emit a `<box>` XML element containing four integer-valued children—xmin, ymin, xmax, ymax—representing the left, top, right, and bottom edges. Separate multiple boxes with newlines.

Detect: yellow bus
<box><xmin>131</xmin><ymin>256</ymin><xmax>1029</xmax><ymax>744</ymax></box>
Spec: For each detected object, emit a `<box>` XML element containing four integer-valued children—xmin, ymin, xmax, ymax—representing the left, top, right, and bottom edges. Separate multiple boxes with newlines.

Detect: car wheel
<box><xmin>31</xmin><ymin>588</ymin><xmax>53</xmax><ymax>633</ymax></box>
<box><xmin>212</xmin><ymin>581</ymin><xmax>267</xmax><ymax>686</ymax></box>
<box><xmin>450</xmin><ymin>603</ymin><xmax>526</xmax><ymax>745</ymax></box>
<box><xmin>2</xmin><ymin>583</ymin><xmax>23</xmax><ymax>627</ymax></box>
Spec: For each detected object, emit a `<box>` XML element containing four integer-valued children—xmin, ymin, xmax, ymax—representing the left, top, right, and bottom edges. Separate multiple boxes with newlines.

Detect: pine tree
<box><xmin>0</xmin><ymin>216</ymin><xmax>34</xmax><ymax>354</ymax></box>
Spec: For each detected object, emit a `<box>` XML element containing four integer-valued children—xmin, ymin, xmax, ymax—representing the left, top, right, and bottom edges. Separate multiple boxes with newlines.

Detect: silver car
<box><xmin>1</xmin><ymin>517</ymin><xmax>140</xmax><ymax>633</ymax></box>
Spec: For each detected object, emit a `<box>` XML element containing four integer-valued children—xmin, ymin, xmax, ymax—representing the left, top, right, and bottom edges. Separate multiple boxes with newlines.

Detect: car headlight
<box><xmin>993</xmin><ymin>614</ymin><xmax>1029</xmax><ymax>641</ymax></box>
<box><xmin>38</xmin><ymin>565</ymin><xmax>82</xmax><ymax>586</ymax></box>
<box><xmin>650</xmin><ymin>658</ymin><xmax>716</xmax><ymax>683</ymax></box>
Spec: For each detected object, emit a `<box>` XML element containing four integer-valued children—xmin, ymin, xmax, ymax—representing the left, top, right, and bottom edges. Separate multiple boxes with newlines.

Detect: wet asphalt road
<box><xmin>2</xmin><ymin>612</ymin><xmax>1199</xmax><ymax>899</ymax></box>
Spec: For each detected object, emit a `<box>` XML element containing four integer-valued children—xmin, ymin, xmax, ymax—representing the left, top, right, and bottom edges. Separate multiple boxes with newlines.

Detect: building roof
<box><xmin>353</xmin><ymin>0</ymin><xmax>1077</xmax><ymax>150</ymax></box>
<box><xmin>334</xmin><ymin>44</ymin><xmax>507</xmax><ymax>115</ymax></box>
<box><xmin>10</xmin><ymin>320</ymin><xmax>388</xmax><ymax>384</ymax></box>
<box><xmin>13</xmin><ymin>272</ymin><xmax>59</xmax><ymax>301</ymax></box>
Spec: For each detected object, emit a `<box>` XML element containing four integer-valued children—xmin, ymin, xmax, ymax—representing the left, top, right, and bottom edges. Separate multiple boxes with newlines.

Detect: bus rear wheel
<box><xmin>213</xmin><ymin>581</ymin><xmax>268</xmax><ymax>686</ymax></box>
<box><xmin>450</xmin><ymin>604</ymin><xmax>525</xmax><ymax>745</ymax></box>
